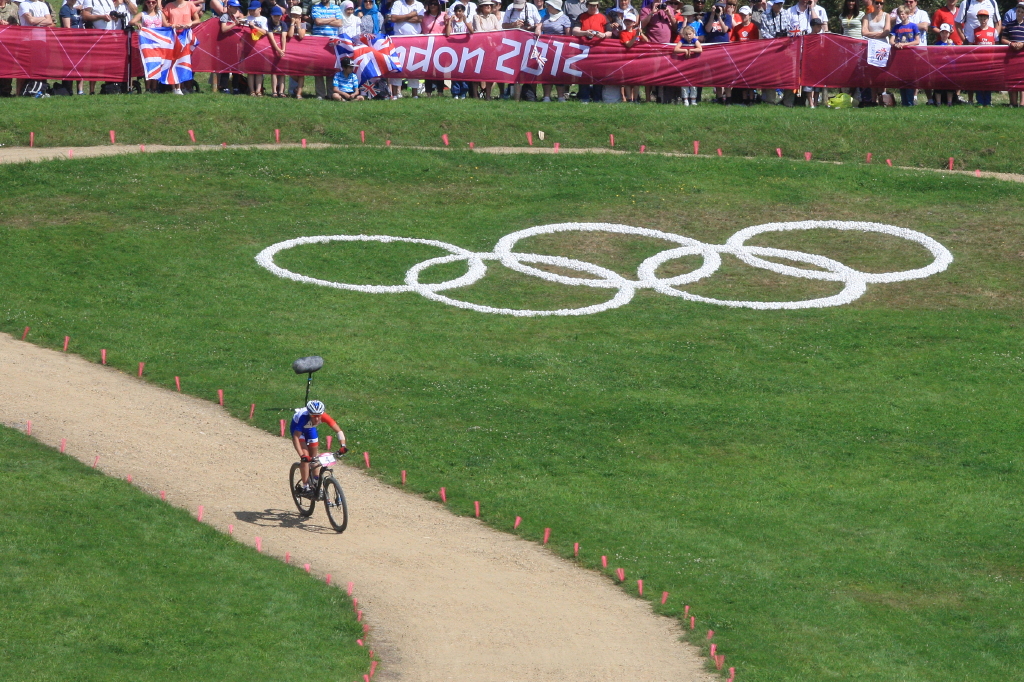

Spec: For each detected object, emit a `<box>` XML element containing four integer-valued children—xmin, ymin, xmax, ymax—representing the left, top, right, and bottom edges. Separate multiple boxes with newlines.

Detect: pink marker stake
<box><xmin>717</xmin><ymin>148</ymin><xmax>723</xmax><ymax>156</ymax></box>
<box><xmin>222</xmin><ymin>142</ymin><xmax>227</xmax><ymax>149</ymax></box>
<box><xmin>92</xmin><ymin>455</ymin><xmax>99</xmax><ymax>468</ymax></box>
<box><xmin>63</xmin><ymin>336</ymin><xmax>69</xmax><ymax>352</ymax></box>
<box><xmin>228</xmin><ymin>524</ymin><xmax>233</xmax><ymax>535</ymax></box>
<box><xmin>327</xmin><ymin>435</ymin><xmax>333</xmax><ymax>450</ymax></box>
<box><xmin>804</xmin><ymin>151</ymin><xmax>811</xmax><ymax>161</ymax></box>
<box><xmin>30</xmin><ymin>132</ymin><xmax>34</xmax><ymax>147</ymax></box>
<box><xmin>729</xmin><ymin>667</ymin><xmax>735</xmax><ymax>679</ymax></box>
<box><xmin>304</xmin><ymin>563</ymin><xmax>311</xmax><ymax>573</ymax></box>
<box><xmin>363</xmin><ymin>624</ymin><xmax>369</xmax><ymax>634</ymax></box>
<box><xmin>326</xmin><ymin>574</ymin><xmax>331</xmax><ymax>585</ymax></box>
<box><xmin>275</xmin><ymin>129</ymin><xmax>281</xmax><ymax>144</ymax></box>
<box><xmin>110</xmin><ymin>130</ymin><xmax>116</xmax><ymax>144</ymax></box>
<box><xmin>514</xmin><ymin>516</ymin><xmax>522</xmax><ymax>529</ymax></box>
<box><xmin>175</xmin><ymin>376</ymin><xmax>181</xmax><ymax>392</ymax></box>
<box><xmin>371</xmin><ymin>660</ymin><xmax>378</xmax><ymax>677</ymax></box>
<box><xmin>442</xmin><ymin>133</ymin><xmax>449</xmax><ymax>146</ymax></box>
<box><xmin>616</xmin><ymin>567</ymin><xmax>625</xmax><ymax>582</ymax></box>
<box><xmin>776</xmin><ymin>147</ymin><xmax>782</xmax><ymax>158</ymax></box>
<box><xmin>126</xmin><ymin>474</ymin><xmax>132</xmax><ymax>483</ymax></box>
<box><xmin>975</xmin><ymin>169</ymin><xmax>981</xmax><ymax>177</ymax></box>
<box><xmin>543</xmin><ymin>528</ymin><xmax>551</xmax><ymax>544</ymax></box>
<box><xmin>364</xmin><ymin>451</ymin><xmax>371</xmax><ymax>468</ymax></box>
<box><xmin>707</xmin><ymin>629</ymin><xmax>714</xmax><ymax>640</ymax></box>
<box><xmin>886</xmin><ymin>158</ymin><xmax>892</xmax><ymax>167</ymax></box>
<box><xmin>138</xmin><ymin>362</ymin><xmax>145</xmax><ymax>377</ymax></box>
<box><xmin>218</xmin><ymin>389</ymin><xmax>224</xmax><ymax>406</ymax></box>
<box><xmin>360</xmin><ymin>130</ymin><xmax>366</xmax><ymax>143</ymax></box>
<box><xmin>527</xmin><ymin>131</ymin><xmax>533</xmax><ymax>146</ymax></box>
<box><xmin>101</xmin><ymin>349</ymin><xmax>107</xmax><ymax>365</ymax></box>
<box><xmin>710</xmin><ymin>643</ymin><xmax>717</xmax><ymax>657</ymax></box>
<box><xmin>364</xmin><ymin>675</ymin><xmax>370</xmax><ymax>682</ymax></box>
<box><xmin>26</xmin><ymin>420</ymin><xmax>31</xmax><ymax>435</ymax></box>
<box><xmin>160</xmin><ymin>490</ymin><xmax>167</xmax><ymax>501</ymax></box>
<box><xmin>357</xmin><ymin>639</ymin><xmax>364</xmax><ymax>646</ymax></box>
<box><xmin>249</xmin><ymin>403</ymin><xmax>255</xmax><ymax>420</ymax></box>
<box><xmin>553</xmin><ymin>142</ymin><xmax>560</xmax><ymax>152</ymax></box>
<box><xmin>188</xmin><ymin>129</ymin><xmax>196</xmax><ymax>143</ymax></box>
<box><xmin>661</xmin><ymin>591</ymin><xmax>669</xmax><ymax>605</ymax></box>
<box><xmin>440</xmin><ymin>487</ymin><xmax>447</xmax><ymax>503</ymax></box>
<box><xmin>386</xmin><ymin>139</ymin><xmax>391</xmax><ymax>147</ymax></box>
<box><xmin>610</xmin><ymin>133</ymin><xmax>615</xmax><ymax>147</ymax></box>
<box><xmin>574</xmin><ymin>542</ymin><xmax>579</xmax><ymax>557</ymax></box>
<box><xmin>22</xmin><ymin>326</ymin><xmax>29</xmax><ymax>340</ymax></box>
<box><xmin>684</xmin><ymin>605</ymin><xmax>689</xmax><ymax>617</ymax></box>
<box><xmin>717</xmin><ymin>655</ymin><xmax>725</xmax><ymax>670</ymax></box>
<box><xmin>640</xmin><ymin>144</ymin><xmax>646</xmax><ymax>153</ymax></box>
<box><xmin>197</xmin><ymin>505</ymin><xmax>204</xmax><ymax>522</ymax></box>
<box><xmin>401</xmin><ymin>470</ymin><xmax>406</xmax><ymax>485</ymax></box>
<box><xmin>357</xmin><ymin>610</ymin><xmax>363</xmax><ymax>622</ymax></box>
<box><xmin>637</xmin><ymin>579</ymin><xmax>643</xmax><ymax>596</ymax></box>
<box><xmin>690</xmin><ymin>616</ymin><xmax>695</xmax><ymax>629</ymax></box>
<box><xmin>280</xmin><ymin>419</ymin><xmax>286</xmax><ymax>437</ymax></box>
<box><xmin>693</xmin><ymin>140</ymin><xmax>700</xmax><ymax>155</ymax></box>
<box><xmin>347</xmin><ymin>582</ymin><xmax>354</xmax><ymax>595</ymax></box>
<box><xmin>301</xmin><ymin>138</ymin><xmax>307</xmax><ymax>149</ymax></box>
<box><xmin>60</xmin><ymin>438</ymin><xmax>67</xmax><ymax>453</ymax></box>
<box><xmin>69</xmin><ymin>149</ymin><xmax>73</xmax><ymax>159</ymax></box>
<box><xmin>469</xmin><ymin>141</ymin><xmax>475</xmax><ymax>149</ymax></box>
<box><xmin>285</xmin><ymin>552</ymin><xmax>291</xmax><ymax>563</ymax></box>
<box><xmin>601</xmin><ymin>555</ymin><xmax>607</xmax><ymax>568</ymax></box>
<box><xmin>948</xmin><ymin>157</ymin><xmax>954</xmax><ymax>170</ymax></box>
<box><xmin>866</xmin><ymin>152</ymin><xmax>872</xmax><ymax>163</ymax></box>
<box><xmin>474</xmin><ymin>501</ymin><xmax>480</xmax><ymax>518</ymax></box>
<box><xmin>255</xmin><ymin>536</ymin><xmax>262</xmax><ymax>552</ymax></box>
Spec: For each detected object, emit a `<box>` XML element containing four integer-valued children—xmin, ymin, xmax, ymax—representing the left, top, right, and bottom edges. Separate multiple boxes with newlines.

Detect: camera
<box><xmin>110</xmin><ymin>10</ymin><xmax>127</xmax><ymax>20</ymax></box>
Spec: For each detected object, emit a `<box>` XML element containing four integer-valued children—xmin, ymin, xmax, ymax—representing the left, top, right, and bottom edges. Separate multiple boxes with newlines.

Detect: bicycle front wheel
<box><xmin>322</xmin><ymin>475</ymin><xmax>348</xmax><ymax>533</ymax></box>
<box><xmin>289</xmin><ymin>462</ymin><xmax>316</xmax><ymax>517</ymax></box>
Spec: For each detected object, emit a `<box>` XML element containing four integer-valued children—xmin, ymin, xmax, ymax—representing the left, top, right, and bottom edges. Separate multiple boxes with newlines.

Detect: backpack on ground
<box><xmin>21</xmin><ymin>80</ymin><xmax>49</xmax><ymax>97</ymax></box>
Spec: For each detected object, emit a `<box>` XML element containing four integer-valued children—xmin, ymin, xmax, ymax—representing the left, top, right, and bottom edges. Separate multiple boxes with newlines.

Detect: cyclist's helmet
<box><xmin>306</xmin><ymin>400</ymin><xmax>325</xmax><ymax>415</ymax></box>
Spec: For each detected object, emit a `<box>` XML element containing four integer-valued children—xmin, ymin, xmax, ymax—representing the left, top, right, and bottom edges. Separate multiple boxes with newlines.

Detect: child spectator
<box><xmin>241</xmin><ymin>0</ymin><xmax>281</xmax><ymax>96</ymax></box>
<box><xmin>269</xmin><ymin>6</ymin><xmax>288</xmax><ymax>95</ymax></box>
<box><xmin>444</xmin><ymin>2</ymin><xmax>472</xmax><ymax>98</ymax></box>
<box><xmin>673</xmin><ymin>23</ymin><xmax>702</xmax><ymax>104</ymax></box>
<box><xmin>971</xmin><ymin>8</ymin><xmax>995</xmax><ymax>106</ymax></box>
<box><xmin>287</xmin><ymin>4</ymin><xmax>306</xmax><ymax>98</ymax></box>
<box><xmin>131</xmin><ymin>0</ymin><xmax>165</xmax><ymax>93</ymax></box>
<box><xmin>1001</xmin><ymin>4</ymin><xmax>1024</xmax><ymax>106</ymax></box>
<box><xmin>931</xmin><ymin>23</ymin><xmax>955</xmax><ymax>105</ymax></box>
<box><xmin>614</xmin><ymin>10</ymin><xmax>645</xmax><ymax>103</ymax></box>
<box><xmin>332</xmin><ymin>58</ymin><xmax>365</xmax><ymax>99</ymax></box>
<box><xmin>890</xmin><ymin>5</ymin><xmax>920</xmax><ymax>106</ymax></box>
<box><xmin>729</xmin><ymin>5</ymin><xmax>757</xmax><ymax>105</ymax></box>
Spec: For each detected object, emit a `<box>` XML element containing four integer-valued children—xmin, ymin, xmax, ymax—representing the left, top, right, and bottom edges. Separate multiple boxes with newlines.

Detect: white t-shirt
<box><xmin>890</xmin><ymin>6</ymin><xmax>928</xmax><ymax>28</ymax></box>
<box><xmin>244</xmin><ymin>13</ymin><xmax>268</xmax><ymax>28</ymax></box>
<box><xmin>19</xmin><ymin>0</ymin><xmax>52</xmax><ymax>22</ymax></box>
<box><xmin>81</xmin><ymin>0</ymin><xmax>130</xmax><ymax>28</ymax></box>
<box><xmin>503</xmin><ymin>2</ymin><xmax>540</xmax><ymax>27</ymax></box>
<box><xmin>955</xmin><ymin>0</ymin><xmax>1000</xmax><ymax>42</ymax></box>
<box><xmin>389</xmin><ymin>0</ymin><xmax>423</xmax><ymax>34</ymax></box>
<box><xmin>784</xmin><ymin>2</ymin><xmax>826</xmax><ymax>35</ymax></box>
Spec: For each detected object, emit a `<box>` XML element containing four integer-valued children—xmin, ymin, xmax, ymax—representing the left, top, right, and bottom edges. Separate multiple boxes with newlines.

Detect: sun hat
<box><xmin>248</xmin><ymin>1</ymin><xmax>261</xmax><ymax>9</ymax></box>
<box><xmin>545</xmin><ymin>0</ymin><xmax>562</xmax><ymax>8</ymax></box>
<box><xmin>976</xmin><ymin>8</ymin><xmax>989</xmax><ymax>15</ymax></box>
<box><xmin>938</xmin><ymin>22</ymin><xmax>951</xmax><ymax>30</ymax></box>
<box><xmin>511</xmin><ymin>0</ymin><xmax>526</xmax><ymax>7</ymax></box>
<box><xmin>738</xmin><ymin>5</ymin><xmax>751</xmax><ymax>13</ymax></box>
<box><xmin>289</xmin><ymin>4</ymin><xmax>302</xmax><ymax>12</ymax></box>
<box><xmin>680</xmin><ymin>3</ymin><xmax>695</xmax><ymax>13</ymax></box>
<box><xmin>478</xmin><ymin>0</ymin><xmax>495</xmax><ymax>5</ymax></box>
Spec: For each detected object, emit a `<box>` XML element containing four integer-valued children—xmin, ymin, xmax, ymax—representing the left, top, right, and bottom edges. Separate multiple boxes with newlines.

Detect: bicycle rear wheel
<box><xmin>322</xmin><ymin>474</ymin><xmax>348</xmax><ymax>533</ymax></box>
<box><xmin>289</xmin><ymin>462</ymin><xmax>316</xmax><ymax>517</ymax></box>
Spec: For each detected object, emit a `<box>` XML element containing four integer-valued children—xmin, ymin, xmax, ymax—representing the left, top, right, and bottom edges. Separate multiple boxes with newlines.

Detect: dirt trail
<box><xmin>2</xmin><ymin>142</ymin><xmax>1022</xmax><ymax>183</ymax></box>
<box><xmin>0</xmin><ymin>332</ymin><xmax>714</xmax><ymax>682</ymax></box>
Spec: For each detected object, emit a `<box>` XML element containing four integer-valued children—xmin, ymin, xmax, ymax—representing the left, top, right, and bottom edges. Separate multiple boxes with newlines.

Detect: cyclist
<box><xmin>291</xmin><ymin>399</ymin><xmax>346</xmax><ymax>493</ymax></box>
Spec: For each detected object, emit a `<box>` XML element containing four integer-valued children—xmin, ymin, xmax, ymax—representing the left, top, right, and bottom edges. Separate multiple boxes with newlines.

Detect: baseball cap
<box><xmin>738</xmin><ymin>5</ymin><xmax>750</xmax><ymax>13</ymax></box>
<box><xmin>938</xmin><ymin>22</ymin><xmax>951</xmax><ymax>30</ymax></box>
<box><xmin>771</xmin><ymin>0</ymin><xmax>783</xmax><ymax>4</ymax></box>
<box><xmin>586</xmin><ymin>0</ymin><xmax>600</xmax><ymax>4</ymax></box>
<box><xmin>976</xmin><ymin>8</ymin><xmax>989</xmax><ymax>15</ymax></box>
<box><xmin>248</xmin><ymin>1</ymin><xmax>261</xmax><ymax>9</ymax></box>
<box><xmin>289</xmin><ymin>4</ymin><xmax>301</xmax><ymax>12</ymax></box>
<box><xmin>271</xmin><ymin>5</ymin><xmax>284</xmax><ymax>13</ymax></box>
<box><xmin>478</xmin><ymin>0</ymin><xmax>495</xmax><ymax>5</ymax></box>
<box><xmin>227</xmin><ymin>0</ymin><xmax>241</xmax><ymax>6</ymax></box>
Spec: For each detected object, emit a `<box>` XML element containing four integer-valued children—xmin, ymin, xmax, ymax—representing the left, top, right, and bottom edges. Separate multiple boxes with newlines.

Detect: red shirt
<box><xmin>931</xmin><ymin>7</ymin><xmax>962</xmax><ymax>44</ymax></box>
<box><xmin>619</xmin><ymin>28</ymin><xmax>637</xmax><ymax>45</ymax></box>
<box><xmin>729</xmin><ymin>20</ymin><xmax>758</xmax><ymax>40</ymax></box>
<box><xmin>973</xmin><ymin>25</ymin><xmax>996</xmax><ymax>44</ymax></box>
<box><xmin>577</xmin><ymin>10</ymin><xmax>607</xmax><ymax>39</ymax></box>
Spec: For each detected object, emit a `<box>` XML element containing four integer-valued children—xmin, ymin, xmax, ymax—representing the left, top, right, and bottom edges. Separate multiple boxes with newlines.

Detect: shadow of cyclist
<box><xmin>233</xmin><ymin>509</ymin><xmax>337</xmax><ymax>535</ymax></box>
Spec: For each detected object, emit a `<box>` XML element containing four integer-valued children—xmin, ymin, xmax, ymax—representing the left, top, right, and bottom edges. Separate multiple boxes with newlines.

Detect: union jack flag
<box><xmin>332</xmin><ymin>34</ymin><xmax>402</xmax><ymax>85</ymax></box>
<box><xmin>139</xmin><ymin>27</ymin><xmax>199</xmax><ymax>86</ymax></box>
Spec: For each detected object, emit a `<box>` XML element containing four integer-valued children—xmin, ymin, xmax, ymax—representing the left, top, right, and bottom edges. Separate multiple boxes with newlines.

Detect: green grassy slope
<box><xmin>1</xmin><ymin>148</ymin><xmax>1023</xmax><ymax>681</ymax></box>
<box><xmin>0</xmin><ymin>426</ymin><xmax>368</xmax><ymax>682</ymax></box>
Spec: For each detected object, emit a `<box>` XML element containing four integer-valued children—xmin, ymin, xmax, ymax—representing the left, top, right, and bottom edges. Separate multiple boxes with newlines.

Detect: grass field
<box><xmin>0</xmin><ymin>426</ymin><xmax>368</xmax><ymax>682</ymax></box>
<box><xmin>2</xmin><ymin>94</ymin><xmax>1024</xmax><ymax>174</ymax></box>
<box><xmin>2</xmin><ymin>146</ymin><xmax>1023</xmax><ymax>681</ymax></box>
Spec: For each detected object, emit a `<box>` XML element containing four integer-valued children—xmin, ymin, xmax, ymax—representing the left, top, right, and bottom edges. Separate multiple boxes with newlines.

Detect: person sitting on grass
<box><xmin>332</xmin><ymin>58</ymin><xmax>365</xmax><ymax>101</ymax></box>
<box><xmin>890</xmin><ymin>5</ymin><xmax>920</xmax><ymax>107</ymax></box>
<box><xmin>290</xmin><ymin>400</ymin><xmax>346</xmax><ymax>493</ymax></box>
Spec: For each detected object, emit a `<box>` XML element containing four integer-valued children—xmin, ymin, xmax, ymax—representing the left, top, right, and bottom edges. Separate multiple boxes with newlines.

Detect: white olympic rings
<box><xmin>254</xmin><ymin>221</ymin><xmax>953</xmax><ymax>316</ymax></box>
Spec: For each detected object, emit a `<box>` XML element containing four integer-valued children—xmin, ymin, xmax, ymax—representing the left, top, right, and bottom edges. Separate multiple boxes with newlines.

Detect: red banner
<box><xmin>3</xmin><ymin>21</ymin><xmax>1024</xmax><ymax>90</ymax></box>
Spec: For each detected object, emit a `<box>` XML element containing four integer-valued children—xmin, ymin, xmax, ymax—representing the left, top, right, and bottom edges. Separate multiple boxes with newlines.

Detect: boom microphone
<box><xmin>292</xmin><ymin>356</ymin><xmax>324</xmax><ymax>374</ymax></box>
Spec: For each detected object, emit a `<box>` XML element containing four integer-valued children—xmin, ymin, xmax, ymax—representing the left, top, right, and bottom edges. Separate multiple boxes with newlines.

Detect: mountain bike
<box><xmin>289</xmin><ymin>452</ymin><xmax>349</xmax><ymax>533</ymax></box>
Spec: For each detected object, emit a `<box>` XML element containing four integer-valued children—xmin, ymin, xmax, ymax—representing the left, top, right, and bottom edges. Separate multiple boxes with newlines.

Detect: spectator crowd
<box><xmin>1</xmin><ymin>0</ymin><xmax>1022</xmax><ymax>105</ymax></box>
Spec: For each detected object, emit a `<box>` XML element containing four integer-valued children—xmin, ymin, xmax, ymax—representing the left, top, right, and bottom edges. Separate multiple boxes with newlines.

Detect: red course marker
<box><xmin>684</xmin><ymin>605</ymin><xmax>689</xmax><ymax>617</ymax></box>
<box><xmin>285</xmin><ymin>552</ymin><xmax>291</xmax><ymax>563</ymax></box>
<box><xmin>729</xmin><ymin>666</ymin><xmax>736</xmax><ymax>679</ymax></box>
<box><xmin>640</xmin><ymin>144</ymin><xmax>646</xmax><ymax>153</ymax></box>
<box><xmin>601</xmin><ymin>555</ymin><xmax>607</xmax><ymax>568</ymax></box>
<box><xmin>26</xmin><ymin>420</ymin><xmax>31</xmax><ymax>435</ymax></box>
<box><xmin>197</xmin><ymin>505</ymin><xmax>204</xmax><ymax>522</ymax></box>
<box><xmin>364</xmin><ymin>451</ymin><xmax>371</xmax><ymax>468</ymax></box>
<box><xmin>710</xmin><ymin>643</ymin><xmax>717</xmax><ymax>656</ymax></box>
<box><xmin>22</xmin><ymin>326</ymin><xmax>29</xmax><ymax>340</ymax></box>
<box><xmin>101</xmin><ymin>349</ymin><xmax>107</xmax><ymax>365</ymax></box>
<box><xmin>401</xmin><ymin>470</ymin><xmax>407</xmax><ymax>485</ymax></box>
<box><xmin>92</xmin><ymin>455</ymin><xmax>99</xmax><ymax>468</ymax></box>
<box><xmin>275</xmin><ymin>129</ymin><xmax>280</xmax><ymax>144</ymax></box>
<box><xmin>386</xmin><ymin>140</ymin><xmax>391</xmax><ymax>147</ymax></box>
<box><xmin>222</xmin><ymin>142</ymin><xmax>227</xmax><ymax>148</ymax></box>
<box><xmin>347</xmin><ymin>582</ymin><xmax>354</xmax><ymax>595</ymax></box>
<box><xmin>469</xmin><ymin>141</ymin><xmax>475</xmax><ymax>149</ymax></box>
<box><xmin>175</xmin><ymin>376</ymin><xmax>181</xmax><ymax>392</ymax></box>
<box><xmin>690</xmin><ymin>616</ymin><xmax>695</xmax><ymax>629</ymax></box>
<box><xmin>574</xmin><ymin>542</ymin><xmax>579</xmax><ymax>557</ymax></box>
<box><xmin>228</xmin><ymin>524</ymin><xmax>233</xmax><ymax>535</ymax></box>
<box><xmin>30</xmin><ymin>132</ymin><xmax>34</xmax><ymax>147</ymax></box>
<box><xmin>637</xmin><ymin>579</ymin><xmax>643</xmax><ymax>596</ymax></box>
<box><xmin>60</xmin><ymin>438</ymin><xmax>67</xmax><ymax>453</ymax></box>
<box><xmin>610</xmin><ymin>133</ymin><xmax>615</xmax><ymax>147</ymax></box>
<box><xmin>160</xmin><ymin>490</ymin><xmax>167</xmax><ymax>501</ymax></box>
<box><xmin>616</xmin><ymin>567</ymin><xmax>625</xmax><ymax>582</ymax></box>
<box><xmin>326</xmin><ymin>574</ymin><xmax>331</xmax><ymax>585</ymax></box>
<box><xmin>693</xmin><ymin>140</ymin><xmax>699</xmax><ymax>155</ymax></box>
<box><xmin>886</xmin><ymin>158</ymin><xmax>892</xmax><ymax>167</ymax></box>
<box><xmin>474</xmin><ymin>501</ymin><xmax>480</xmax><ymax>518</ymax></box>
<box><xmin>304</xmin><ymin>563</ymin><xmax>311</xmax><ymax>573</ymax></box>
<box><xmin>69</xmin><ymin>149</ymin><xmax>73</xmax><ymax>159</ymax></box>
<box><xmin>255</xmin><ymin>536</ymin><xmax>262</xmax><ymax>552</ymax></box>
<box><xmin>326</xmin><ymin>435</ymin><xmax>333</xmax><ymax>450</ymax></box>
<box><xmin>717</xmin><ymin>148</ymin><xmax>722</xmax><ymax>156</ymax></box>
<box><xmin>716</xmin><ymin>655</ymin><xmax>724</xmax><ymax>670</ymax></box>
<box><xmin>353</xmin><ymin>597</ymin><xmax>359</xmax><ymax>609</ymax></box>
<box><xmin>866</xmin><ymin>152</ymin><xmax>872</xmax><ymax>163</ymax></box>
<box><xmin>514</xmin><ymin>516</ymin><xmax>522</xmax><ymax>529</ymax></box>
<box><xmin>371</xmin><ymin>660</ymin><xmax>378</xmax><ymax>677</ymax></box>
<box><xmin>249</xmin><ymin>403</ymin><xmax>255</xmax><ymax>420</ymax></box>
<box><xmin>357</xmin><ymin>609</ymin><xmax>363</xmax><ymax>621</ymax></box>
<box><xmin>543</xmin><ymin>528</ymin><xmax>551</xmax><ymax>544</ymax></box>
<box><xmin>776</xmin><ymin>147</ymin><xmax>782</xmax><ymax>158</ymax></box>
<box><xmin>440</xmin><ymin>487</ymin><xmax>447</xmax><ymax>503</ymax></box>
<box><xmin>364</xmin><ymin>675</ymin><xmax>371</xmax><ymax>682</ymax></box>
<box><xmin>661</xmin><ymin>591</ymin><xmax>669</xmax><ymax>605</ymax></box>
<box><xmin>707</xmin><ymin>629</ymin><xmax>714</xmax><ymax>640</ymax></box>
<box><xmin>442</xmin><ymin>133</ymin><xmax>449</xmax><ymax>146</ymax></box>
<box><xmin>141</xmin><ymin>143</ymin><xmax>145</xmax><ymax>153</ymax></box>
<box><xmin>301</xmin><ymin>138</ymin><xmax>307</xmax><ymax>148</ymax></box>
<box><xmin>975</xmin><ymin>169</ymin><xmax>981</xmax><ymax>177</ymax></box>
<box><xmin>280</xmin><ymin>419</ymin><xmax>286</xmax><ymax>437</ymax></box>
<box><xmin>126</xmin><ymin>474</ymin><xmax>132</xmax><ymax>483</ymax></box>
<box><xmin>217</xmin><ymin>389</ymin><xmax>224</xmax><ymax>406</ymax></box>
<box><xmin>110</xmin><ymin>130</ymin><xmax>116</xmax><ymax>144</ymax></box>
<box><xmin>526</xmin><ymin>131</ymin><xmax>533</xmax><ymax>146</ymax></box>
<box><xmin>188</xmin><ymin>129</ymin><xmax>196</xmax><ymax>143</ymax></box>
<box><xmin>553</xmin><ymin>142</ymin><xmax>560</xmax><ymax>152</ymax></box>
<box><xmin>360</xmin><ymin>130</ymin><xmax>366</xmax><ymax>143</ymax></box>
<box><xmin>357</xmin><ymin>639</ymin><xmax>364</xmax><ymax>646</ymax></box>
<box><xmin>138</xmin><ymin>362</ymin><xmax>145</xmax><ymax>377</ymax></box>
<box><xmin>948</xmin><ymin>157</ymin><xmax>954</xmax><ymax>170</ymax></box>
<box><xmin>63</xmin><ymin>336</ymin><xmax>69</xmax><ymax>352</ymax></box>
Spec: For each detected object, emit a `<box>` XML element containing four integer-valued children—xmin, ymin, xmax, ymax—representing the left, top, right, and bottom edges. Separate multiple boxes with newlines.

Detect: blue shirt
<box><xmin>311</xmin><ymin>1</ymin><xmax>342</xmax><ymax>36</ymax></box>
<box><xmin>891</xmin><ymin>20</ymin><xmax>919</xmax><ymax>44</ymax></box>
<box><xmin>333</xmin><ymin>71</ymin><xmax>359</xmax><ymax>93</ymax></box>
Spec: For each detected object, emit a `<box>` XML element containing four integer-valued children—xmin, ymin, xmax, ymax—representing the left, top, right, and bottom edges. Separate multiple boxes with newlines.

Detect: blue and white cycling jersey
<box><xmin>290</xmin><ymin>408</ymin><xmax>339</xmax><ymax>444</ymax></box>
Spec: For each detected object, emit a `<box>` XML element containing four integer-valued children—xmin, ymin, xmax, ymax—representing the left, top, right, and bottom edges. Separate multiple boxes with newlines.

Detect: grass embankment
<box><xmin>2</xmin><ymin>148</ymin><xmax>1023</xmax><ymax>681</ymax></box>
<box><xmin>0</xmin><ymin>426</ymin><xmax>368</xmax><ymax>682</ymax></box>
<box><xmin>1</xmin><ymin>94</ymin><xmax>1022</xmax><ymax>174</ymax></box>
